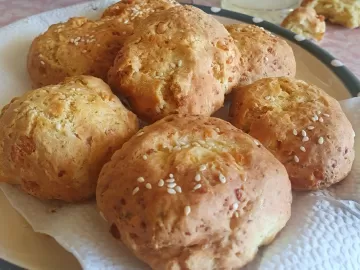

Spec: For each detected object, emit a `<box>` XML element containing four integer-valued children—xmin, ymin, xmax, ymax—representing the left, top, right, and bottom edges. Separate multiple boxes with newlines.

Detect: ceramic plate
<box><xmin>0</xmin><ymin>1</ymin><xmax>359</xmax><ymax>269</ymax></box>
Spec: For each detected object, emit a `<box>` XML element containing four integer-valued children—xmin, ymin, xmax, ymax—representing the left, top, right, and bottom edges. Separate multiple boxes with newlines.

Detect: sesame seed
<box><xmin>307</xmin><ymin>126</ymin><xmax>315</xmax><ymax>130</ymax></box>
<box><xmin>317</xmin><ymin>111</ymin><xmax>321</xmax><ymax>115</ymax></box>
<box><xmin>40</xmin><ymin>61</ymin><xmax>45</xmax><ymax>65</ymax></box>
<box><xmin>136</xmin><ymin>131</ymin><xmax>144</xmax><ymax>136</ymax></box>
<box><xmin>219</xmin><ymin>173</ymin><xmax>226</xmax><ymax>183</ymax></box>
<box><xmin>142</xmin><ymin>155</ymin><xmax>148</xmax><ymax>160</ymax></box>
<box><xmin>254</xmin><ymin>140</ymin><xmax>260</xmax><ymax>146</ymax></box>
<box><xmin>124</xmin><ymin>20</ymin><xmax>129</xmax><ymax>24</ymax></box>
<box><xmin>215</xmin><ymin>128</ymin><xmax>220</xmax><ymax>133</ymax></box>
<box><xmin>232</xmin><ymin>203</ymin><xmax>239</xmax><ymax>210</ymax></box>
<box><xmin>198</xmin><ymin>140</ymin><xmax>206</xmax><ymax>145</ymax></box>
<box><xmin>169</xmin><ymin>173</ymin><xmax>174</xmax><ymax>178</ymax></box>
<box><xmin>170</xmin><ymin>63</ymin><xmax>176</xmax><ymax>68</ymax></box>
<box><xmin>312</xmin><ymin>115</ymin><xmax>319</xmax><ymax>122</ymax></box>
<box><xmin>137</xmin><ymin>177</ymin><xmax>145</xmax><ymax>183</ymax></box>
<box><xmin>293</xmin><ymin>129</ymin><xmax>298</xmax><ymax>136</ymax></box>
<box><xmin>179</xmin><ymin>141</ymin><xmax>187</xmax><ymax>146</ymax></box>
<box><xmin>158</xmin><ymin>179</ymin><xmax>164</xmax><ymax>187</ymax></box>
<box><xmin>184</xmin><ymin>206</ymin><xmax>191</xmax><ymax>216</ymax></box>
<box><xmin>323</xmin><ymin>113</ymin><xmax>330</xmax><ymax>118</ymax></box>
<box><xmin>195</xmin><ymin>173</ymin><xmax>201</xmax><ymax>182</ymax></box>
<box><xmin>145</xmin><ymin>183</ymin><xmax>152</xmax><ymax>189</ymax></box>
<box><xmin>173</xmin><ymin>146</ymin><xmax>181</xmax><ymax>151</ymax></box>
<box><xmin>182</xmin><ymin>144</ymin><xmax>190</xmax><ymax>148</ymax></box>
<box><xmin>294</xmin><ymin>155</ymin><xmax>300</xmax><ymax>163</ymax></box>
<box><xmin>167</xmin><ymin>183</ymin><xmax>176</xmax><ymax>188</ymax></box>
<box><xmin>167</xmin><ymin>188</ymin><xmax>176</xmax><ymax>194</ymax></box>
<box><xmin>300</xmin><ymin>146</ymin><xmax>306</xmax><ymax>152</ymax></box>
<box><xmin>132</xmin><ymin>187</ymin><xmax>140</xmax><ymax>195</ymax></box>
<box><xmin>199</xmin><ymin>164</ymin><xmax>206</xmax><ymax>171</ymax></box>
<box><xmin>319</xmin><ymin>117</ymin><xmax>324</xmax><ymax>123</ymax></box>
<box><xmin>192</xmin><ymin>142</ymin><xmax>201</xmax><ymax>147</ymax></box>
<box><xmin>166</xmin><ymin>178</ymin><xmax>175</xmax><ymax>183</ymax></box>
<box><xmin>234</xmin><ymin>212</ymin><xmax>239</xmax><ymax>218</ymax></box>
<box><xmin>82</xmin><ymin>50</ymin><xmax>87</xmax><ymax>53</ymax></box>
<box><xmin>175</xmin><ymin>186</ymin><xmax>182</xmax><ymax>193</ymax></box>
<box><xmin>178</xmin><ymin>60</ymin><xmax>183</xmax><ymax>67</ymax></box>
<box><xmin>264</xmin><ymin>57</ymin><xmax>269</xmax><ymax>62</ymax></box>
<box><xmin>301</xmin><ymin>130</ymin><xmax>307</xmax><ymax>137</ymax></box>
<box><xmin>318</xmin><ymin>137</ymin><xmax>324</xmax><ymax>145</ymax></box>
<box><xmin>55</xmin><ymin>123</ymin><xmax>61</xmax><ymax>130</ymax></box>
<box><xmin>302</xmin><ymin>136</ymin><xmax>309</xmax><ymax>142</ymax></box>
<box><xmin>264</xmin><ymin>96</ymin><xmax>271</xmax><ymax>100</ymax></box>
<box><xmin>193</xmin><ymin>183</ymin><xmax>202</xmax><ymax>190</ymax></box>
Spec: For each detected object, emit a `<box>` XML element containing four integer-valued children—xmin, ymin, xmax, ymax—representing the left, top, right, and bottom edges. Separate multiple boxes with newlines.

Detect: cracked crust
<box><xmin>96</xmin><ymin>115</ymin><xmax>292</xmax><ymax>270</ymax></box>
<box><xmin>0</xmin><ymin>76</ymin><xmax>139</xmax><ymax>202</ymax></box>
<box><xmin>226</xmin><ymin>24</ymin><xmax>296</xmax><ymax>87</ymax></box>
<box><xmin>27</xmin><ymin>16</ymin><xmax>133</xmax><ymax>88</ymax></box>
<box><xmin>230</xmin><ymin>77</ymin><xmax>355</xmax><ymax>190</ymax></box>
<box><xmin>107</xmin><ymin>5</ymin><xmax>241</xmax><ymax>123</ymax></box>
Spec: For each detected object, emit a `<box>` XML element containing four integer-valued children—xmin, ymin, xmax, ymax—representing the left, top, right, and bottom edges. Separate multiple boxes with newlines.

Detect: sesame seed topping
<box><xmin>198</xmin><ymin>140</ymin><xmax>206</xmax><ymax>145</ymax></box>
<box><xmin>136</xmin><ymin>131</ymin><xmax>144</xmax><ymax>136</ymax></box>
<box><xmin>318</xmin><ymin>137</ymin><xmax>324</xmax><ymax>144</ymax></box>
<box><xmin>193</xmin><ymin>183</ymin><xmax>202</xmax><ymax>190</ymax></box>
<box><xmin>132</xmin><ymin>187</ymin><xmax>140</xmax><ymax>195</ymax></box>
<box><xmin>264</xmin><ymin>96</ymin><xmax>271</xmax><ymax>100</ymax></box>
<box><xmin>167</xmin><ymin>183</ymin><xmax>177</xmax><ymax>188</ymax></box>
<box><xmin>175</xmin><ymin>186</ymin><xmax>182</xmax><ymax>193</ymax></box>
<box><xmin>184</xmin><ymin>206</ymin><xmax>191</xmax><ymax>216</ymax></box>
<box><xmin>142</xmin><ymin>155</ymin><xmax>148</xmax><ymax>160</ymax></box>
<box><xmin>145</xmin><ymin>183</ymin><xmax>152</xmax><ymax>189</ymax></box>
<box><xmin>158</xmin><ymin>179</ymin><xmax>164</xmax><ymax>187</ymax></box>
<box><xmin>219</xmin><ymin>173</ymin><xmax>226</xmax><ymax>183</ymax></box>
<box><xmin>302</xmin><ymin>136</ymin><xmax>309</xmax><ymax>142</ymax></box>
<box><xmin>173</xmin><ymin>146</ymin><xmax>181</xmax><ymax>151</ymax></box>
<box><xmin>300</xmin><ymin>146</ymin><xmax>306</xmax><ymax>152</ymax></box>
<box><xmin>199</xmin><ymin>164</ymin><xmax>207</xmax><ymax>171</ymax></box>
<box><xmin>170</xmin><ymin>63</ymin><xmax>176</xmax><ymax>68</ymax></box>
<box><xmin>192</xmin><ymin>142</ymin><xmax>201</xmax><ymax>147</ymax></box>
<box><xmin>234</xmin><ymin>212</ymin><xmax>239</xmax><ymax>218</ymax></box>
<box><xmin>167</xmin><ymin>188</ymin><xmax>176</xmax><ymax>195</ymax></box>
<box><xmin>178</xmin><ymin>60</ymin><xmax>183</xmax><ymax>67</ymax></box>
<box><xmin>124</xmin><ymin>19</ymin><xmax>129</xmax><ymax>24</ymax></box>
<box><xmin>323</xmin><ymin>113</ymin><xmax>330</xmax><ymax>118</ymax></box>
<box><xmin>312</xmin><ymin>115</ymin><xmax>319</xmax><ymax>122</ymax></box>
<box><xmin>254</xmin><ymin>139</ymin><xmax>260</xmax><ymax>146</ymax></box>
<box><xmin>195</xmin><ymin>173</ymin><xmax>201</xmax><ymax>182</ymax></box>
<box><xmin>294</xmin><ymin>155</ymin><xmax>300</xmax><ymax>163</ymax></box>
<box><xmin>40</xmin><ymin>61</ymin><xmax>45</xmax><ymax>65</ymax></box>
<box><xmin>55</xmin><ymin>123</ymin><xmax>61</xmax><ymax>130</ymax></box>
<box><xmin>319</xmin><ymin>117</ymin><xmax>324</xmax><ymax>123</ymax></box>
<box><xmin>232</xmin><ymin>203</ymin><xmax>239</xmax><ymax>210</ymax></box>
<box><xmin>301</xmin><ymin>130</ymin><xmax>307</xmax><ymax>137</ymax></box>
<box><xmin>307</xmin><ymin>126</ymin><xmax>315</xmax><ymax>130</ymax></box>
<box><xmin>169</xmin><ymin>173</ymin><xmax>174</xmax><ymax>178</ymax></box>
<box><xmin>82</xmin><ymin>50</ymin><xmax>87</xmax><ymax>53</ymax></box>
<box><xmin>137</xmin><ymin>177</ymin><xmax>145</xmax><ymax>183</ymax></box>
<box><xmin>293</xmin><ymin>129</ymin><xmax>298</xmax><ymax>136</ymax></box>
<box><xmin>166</xmin><ymin>178</ymin><xmax>175</xmax><ymax>183</ymax></box>
<box><xmin>215</xmin><ymin>128</ymin><xmax>220</xmax><ymax>133</ymax></box>
<box><xmin>317</xmin><ymin>111</ymin><xmax>321</xmax><ymax>115</ymax></box>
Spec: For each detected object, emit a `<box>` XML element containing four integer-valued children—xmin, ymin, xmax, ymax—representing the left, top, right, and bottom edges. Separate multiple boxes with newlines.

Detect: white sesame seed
<box><xmin>193</xmin><ymin>183</ymin><xmax>202</xmax><ymax>190</ymax></box>
<box><xmin>158</xmin><ymin>179</ymin><xmax>164</xmax><ymax>187</ymax></box>
<box><xmin>145</xmin><ymin>183</ymin><xmax>152</xmax><ymax>189</ymax></box>
<box><xmin>234</xmin><ymin>212</ymin><xmax>239</xmax><ymax>218</ymax></box>
<box><xmin>215</xmin><ymin>128</ymin><xmax>220</xmax><ymax>133</ymax></box>
<box><xmin>294</xmin><ymin>155</ymin><xmax>300</xmax><ymax>163</ymax></box>
<box><xmin>312</xmin><ymin>115</ymin><xmax>319</xmax><ymax>122</ymax></box>
<box><xmin>264</xmin><ymin>96</ymin><xmax>271</xmax><ymax>100</ymax></box>
<box><xmin>175</xmin><ymin>186</ymin><xmax>182</xmax><ymax>193</ymax></box>
<box><xmin>166</xmin><ymin>178</ymin><xmax>175</xmax><ymax>183</ymax></box>
<box><xmin>254</xmin><ymin>139</ymin><xmax>260</xmax><ymax>146</ymax></box>
<box><xmin>317</xmin><ymin>111</ymin><xmax>321</xmax><ymax>115</ymax></box>
<box><xmin>302</xmin><ymin>136</ymin><xmax>309</xmax><ymax>142</ymax></box>
<box><xmin>40</xmin><ymin>61</ymin><xmax>45</xmax><ymax>65</ymax></box>
<box><xmin>195</xmin><ymin>173</ymin><xmax>201</xmax><ymax>182</ymax></box>
<box><xmin>124</xmin><ymin>19</ymin><xmax>129</xmax><ymax>24</ymax></box>
<box><xmin>323</xmin><ymin>113</ymin><xmax>330</xmax><ymax>118</ymax></box>
<box><xmin>136</xmin><ymin>131</ymin><xmax>144</xmax><ymax>136</ymax></box>
<box><xmin>137</xmin><ymin>177</ymin><xmax>145</xmax><ymax>183</ymax></box>
<box><xmin>167</xmin><ymin>183</ymin><xmax>177</xmax><ymax>188</ymax></box>
<box><xmin>178</xmin><ymin>60</ymin><xmax>183</xmax><ymax>67</ymax></box>
<box><xmin>199</xmin><ymin>164</ymin><xmax>207</xmax><ymax>171</ymax></box>
<box><xmin>301</xmin><ymin>130</ymin><xmax>307</xmax><ymax>137</ymax></box>
<box><xmin>319</xmin><ymin>117</ymin><xmax>324</xmax><ymax>123</ymax></box>
<box><xmin>192</xmin><ymin>142</ymin><xmax>201</xmax><ymax>147</ymax></box>
<box><xmin>142</xmin><ymin>155</ymin><xmax>148</xmax><ymax>160</ymax></box>
<box><xmin>55</xmin><ymin>123</ymin><xmax>61</xmax><ymax>130</ymax></box>
<box><xmin>198</xmin><ymin>140</ymin><xmax>206</xmax><ymax>145</ymax></box>
<box><xmin>132</xmin><ymin>187</ymin><xmax>140</xmax><ymax>195</ymax></box>
<box><xmin>219</xmin><ymin>173</ymin><xmax>226</xmax><ymax>183</ymax></box>
<box><xmin>307</xmin><ymin>126</ymin><xmax>315</xmax><ymax>130</ymax></box>
<box><xmin>173</xmin><ymin>146</ymin><xmax>181</xmax><ymax>151</ymax></box>
<box><xmin>182</xmin><ymin>144</ymin><xmax>190</xmax><ymax>148</ymax></box>
<box><xmin>167</xmin><ymin>188</ymin><xmax>176</xmax><ymax>195</ymax></box>
<box><xmin>300</xmin><ymin>146</ymin><xmax>306</xmax><ymax>152</ymax></box>
<box><xmin>170</xmin><ymin>63</ymin><xmax>176</xmax><ymax>68</ymax></box>
<box><xmin>232</xmin><ymin>203</ymin><xmax>239</xmax><ymax>210</ymax></box>
<box><xmin>318</xmin><ymin>137</ymin><xmax>324</xmax><ymax>145</ymax></box>
<box><xmin>169</xmin><ymin>173</ymin><xmax>174</xmax><ymax>178</ymax></box>
<box><xmin>264</xmin><ymin>57</ymin><xmax>269</xmax><ymax>62</ymax></box>
<box><xmin>184</xmin><ymin>206</ymin><xmax>191</xmax><ymax>216</ymax></box>
<box><xmin>293</xmin><ymin>129</ymin><xmax>298</xmax><ymax>136</ymax></box>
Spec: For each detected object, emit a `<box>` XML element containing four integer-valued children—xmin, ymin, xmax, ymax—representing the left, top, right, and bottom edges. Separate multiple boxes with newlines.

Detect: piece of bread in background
<box><xmin>0</xmin><ymin>76</ymin><xmax>138</xmax><ymax>202</ymax></box>
<box><xmin>101</xmin><ymin>0</ymin><xmax>180</xmax><ymax>19</ymax></box>
<box><xmin>281</xmin><ymin>7</ymin><xmax>326</xmax><ymax>41</ymax></box>
<box><xmin>226</xmin><ymin>24</ymin><xmax>296</xmax><ymax>87</ymax></box>
<box><xmin>230</xmin><ymin>77</ymin><xmax>355</xmax><ymax>191</ymax></box>
<box><xmin>108</xmin><ymin>5</ymin><xmax>240</xmax><ymax>123</ymax></box>
<box><xmin>97</xmin><ymin>115</ymin><xmax>292</xmax><ymax>270</ymax></box>
<box><xmin>27</xmin><ymin>17</ymin><xmax>132</xmax><ymax>88</ymax></box>
<box><xmin>302</xmin><ymin>0</ymin><xmax>360</xmax><ymax>28</ymax></box>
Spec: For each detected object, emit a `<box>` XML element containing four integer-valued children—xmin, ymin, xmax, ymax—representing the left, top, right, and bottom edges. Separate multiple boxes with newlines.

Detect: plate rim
<box><xmin>195</xmin><ymin>4</ymin><xmax>360</xmax><ymax>98</ymax></box>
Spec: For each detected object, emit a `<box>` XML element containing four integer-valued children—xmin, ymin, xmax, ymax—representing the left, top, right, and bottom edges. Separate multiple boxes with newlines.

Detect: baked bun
<box><xmin>97</xmin><ymin>115</ymin><xmax>292</xmax><ymax>270</ymax></box>
<box><xmin>102</xmin><ymin>0</ymin><xmax>180</xmax><ymax>19</ymax></box>
<box><xmin>0</xmin><ymin>76</ymin><xmax>138</xmax><ymax>202</ymax></box>
<box><xmin>281</xmin><ymin>7</ymin><xmax>326</xmax><ymax>41</ymax></box>
<box><xmin>226</xmin><ymin>24</ymin><xmax>296</xmax><ymax>86</ymax></box>
<box><xmin>27</xmin><ymin>16</ymin><xmax>132</xmax><ymax>88</ymax></box>
<box><xmin>230</xmin><ymin>77</ymin><xmax>355</xmax><ymax>190</ymax></box>
<box><xmin>108</xmin><ymin>5</ymin><xmax>240</xmax><ymax>123</ymax></box>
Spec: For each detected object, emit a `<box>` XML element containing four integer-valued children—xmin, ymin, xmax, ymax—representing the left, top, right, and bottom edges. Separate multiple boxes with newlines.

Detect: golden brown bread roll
<box><xmin>27</xmin><ymin>16</ymin><xmax>132</xmax><ymax>88</ymax></box>
<box><xmin>97</xmin><ymin>115</ymin><xmax>292</xmax><ymax>270</ymax></box>
<box><xmin>108</xmin><ymin>5</ymin><xmax>241</xmax><ymax>123</ymax></box>
<box><xmin>0</xmin><ymin>76</ymin><xmax>138</xmax><ymax>202</ymax></box>
<box><xmin>226</xmin><ymin>24</ymin><xmax>296</xmax><ymax>87</ymax></box>
<box><xmin>230</xmin><ymin>77</ymin><xmax>355</xmax><ymax>190</ymax></box>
